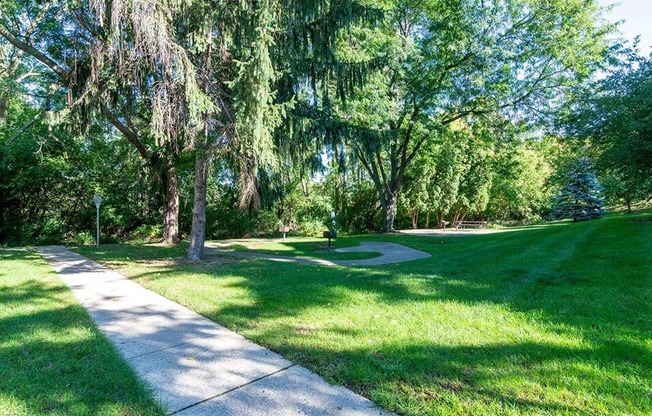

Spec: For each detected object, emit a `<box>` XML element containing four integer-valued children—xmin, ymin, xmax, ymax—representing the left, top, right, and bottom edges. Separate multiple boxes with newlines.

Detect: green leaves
<box><xmin>563</xmin><ymin>53</ymin><xmax>652</xmax><ymax>205</ymax></box>
<box><xmin>326</xmin><ymin>0</ymin><xmax>613</xmax><ymax>230</ymax></box>
<box><xmin>231</xmin><ymin>0</ymin><xmax>282</xmax><ymax>168</ymax></box>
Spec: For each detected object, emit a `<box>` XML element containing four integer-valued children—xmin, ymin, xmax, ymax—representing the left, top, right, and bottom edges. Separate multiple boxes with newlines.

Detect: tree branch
<box><xmin>100</xmin><ymin>104</ymin><xmax>151</xmax><ymax>159</ymax></box>
<box><xmin>0</xmin><ymin>25</ymin><xmax>70</xmax><ymax>82</ymax></box>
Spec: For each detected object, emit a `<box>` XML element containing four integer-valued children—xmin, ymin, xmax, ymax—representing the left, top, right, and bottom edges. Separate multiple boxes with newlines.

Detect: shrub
<box><xmin>129</xmin><ymin>224</ymin><xmax>162</xmax><ymax>242</ymax></box>
<box><xmin>206</xmin><ymin>207</ymin><xmax>255</xmax><ymax>239</ymax></box>
<box><xmin>295</xmin><ymin>218</ymin><xmax>326</xmax><ymax>237</ymax></box>
<box><xmin>253</xmin><ymin>210</ymin><xmax>280</xmax><ymax>235</ymax></box>
<box><xmin>338</xmin><ymin>185</ymin><xmax>381</xmax><ymax>233</ymax></box>
<box><xmin>66</xmin><ymin>231</ymin><xmax>95</xmax><ymax>245</ymax></box>
<box><xmin>30</xmin><ymin>219</ymin><xmax>65</xmax><ymax>245</ymax></box>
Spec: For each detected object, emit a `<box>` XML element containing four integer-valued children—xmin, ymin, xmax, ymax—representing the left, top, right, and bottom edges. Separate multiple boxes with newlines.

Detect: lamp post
<box><xmin>93</xmin><ymin>194</ymin><xmax>102</xmax><ymax>247</ymax></box>
<box><xmin>330</xmin><ymin>211</ymin><xmax>337</xmax><ymax>250</ymax></box>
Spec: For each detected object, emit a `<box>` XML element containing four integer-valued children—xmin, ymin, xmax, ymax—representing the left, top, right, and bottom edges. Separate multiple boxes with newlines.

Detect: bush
<box><xmin>129</xmin><ymin>224</ymin><xmax>162</xmax><ymax>242</ymax></box>
<box><xmin>253</xmin><ymin>210</ymin><xmax>280</xmax><ymax>235</ymax></box>
<box><xmin>206</xmin><ymin>207</ymin><xmax>255</xmax><ymax>239</ymax></box>
<box><xmin>338</xmin><ymin>186</ymin><xmax>381</xmax><ymax>233</ymax></box>
<box><xmin>66</xmin><ymin>231</ymin><xmax>95</xmax><ymax>245</ymax></box>
<box><xmin>27</xmin><ymin>219</ymin><xmax>66</xmax><ymax>245</ymax></box>
<box><xmin>294</xmin><ymin>218</ymin><xmax>326</xmax><ymax>237</ymax></box>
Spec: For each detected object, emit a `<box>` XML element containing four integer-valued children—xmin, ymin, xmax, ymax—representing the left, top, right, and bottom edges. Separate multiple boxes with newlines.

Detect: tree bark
<box><xmin>187</xmin><ymin>147</ymin><xmax>209</xmax><ymax>261</ymax></box>
<box><xmin>624</xmin><ymin>193</ymin><xmax>632</xmax><ymax>214</ymax></box>
<box><xmin>438</xmin><ymin>211</ymin><xmax>447</xmax><ymax>228</ymax></box>
<box><xmin>382</xmin><ymin>192</ymin><xmax>398</xmax><ymax>233</ymax></box>
<box><xmin>162</xmin><ymin>165</ymin><xmax>180</xmax><ymax>244</ymax></box>
<box><xmin>425</xmin><ymin>211</ymin><xmax>431</xmax><ymax>228</ymax></box>
<box><xmin>340</xmin><ymin>162</ymin><xmax>347</xmax><ymax>218</ymax></box>
<box><xmin>334</xmin><ymin>145</ymin><xmax>340</xmax><ymax>215</ymax></box>
<box><xmin>0</xmin><ymin>92</ymin><xmax>8</xmax><ymax>126</ymax></box>
<box><xmin>301</xmin><ymin>178</ymin><xmax>309</xmax><ymax>196</ymax></box>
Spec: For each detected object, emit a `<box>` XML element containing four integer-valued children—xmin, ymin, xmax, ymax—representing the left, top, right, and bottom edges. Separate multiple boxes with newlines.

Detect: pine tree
<box><xmin>553</xmin><ymin>158</ymin><xmax>605</xmax><ymax>222</ymax></box>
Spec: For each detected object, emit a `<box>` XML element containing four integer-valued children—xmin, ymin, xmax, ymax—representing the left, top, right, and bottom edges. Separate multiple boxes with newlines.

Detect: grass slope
<box><xmin>74</xmin><ymin>212</ymin><xmax>652</xmax><ymax>415</ymax></box>
<box><xmin>0</xmin><ymin>249</ymin><xmax>164</xmax><ymax>416</ymax></box>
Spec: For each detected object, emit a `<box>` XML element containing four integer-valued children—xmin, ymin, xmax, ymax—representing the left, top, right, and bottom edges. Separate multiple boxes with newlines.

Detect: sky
<box><xmin>599</xmin><ymin>0</ymin><xmax>652</xmax><ymax>53</ymax></box>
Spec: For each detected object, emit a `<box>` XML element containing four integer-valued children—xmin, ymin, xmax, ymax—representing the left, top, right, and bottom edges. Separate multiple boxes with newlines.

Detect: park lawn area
<box><xmin>0</xmin><ymin>249</ymin><xmax>164</xmax><ymax>416</ymax></box>
<box><xmin>78</xmin><ymin>237</ymin><xmax>379</xmax><ymax>263</ymax></box>
<box><xmin>74</xmin><ymin>211</ymin><xmax>652</xmax><ymax>416</ymax></box>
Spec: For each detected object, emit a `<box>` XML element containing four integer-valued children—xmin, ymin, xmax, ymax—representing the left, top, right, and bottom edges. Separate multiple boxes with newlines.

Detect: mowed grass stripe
<box><xmin>74</xmin><ymin>212</ymin><xmax>651</xmax><ymax>416</ymax></box>
<box><xmin>0</xmin><ymin>249</ymin><xmax>163</xmax><ymax>416</ymax></box>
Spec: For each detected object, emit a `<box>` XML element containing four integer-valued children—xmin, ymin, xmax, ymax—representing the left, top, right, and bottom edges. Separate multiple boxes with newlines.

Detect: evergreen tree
<box><xmin>553</xmin><ymin>158</ymin><xmax>605</xmax><ymax>222</ymax></box>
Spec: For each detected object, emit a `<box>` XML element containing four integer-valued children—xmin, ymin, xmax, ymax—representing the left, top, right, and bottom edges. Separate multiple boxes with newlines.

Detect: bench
<box><xmin>456</xmin><ymin>221</ymin><xmax>488</xmax><ymax>230</ymax></box>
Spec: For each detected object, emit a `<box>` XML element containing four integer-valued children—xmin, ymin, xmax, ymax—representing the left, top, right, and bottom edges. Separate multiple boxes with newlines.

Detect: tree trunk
<box><xmin>301</xmin><ymin>178</ymin><xmax>309</xmax><ymax>196</ymax></box>
<box><xmin>0</xmin><ymin>92</ymin><xmax>8</xmax><ymax>126</ymax></box>
<box><xmin>425</xmin><ymin>211</ymin><xmax>431</xmax><ymax>228</ymax></box>
<box><xmin>411</xmin><ymin>209</ymin><xmax>418</xmax><ymax>229</ymax></box>
<box><xmin>334</xmin><ymin>145</ymin><xmax>340</xmax><ymax>215</ymax></box>
<box><xmin>340</xmin><ymin>164</ymin><xmax>347</xmax><ymax>219</ymax></box>
<box><xmin>187</xmin><ymin>147</ymin><xmax>209</xmax><ymax>262</ymax></box>
<box><xmin>162</xmin><ymin>165</ymin><xmax>180</xmax><ymax>244</ymax></box>
<box><xmin>382</xmin><ymin>192</ymin><xmax>398</xmax><ymax>233</ymax></box>
<box><xmin>334</xmin><ymin>176</ymin><xmax>340</xmax><ymax>217</ymax></box>
<box><xmin>0</xmin><ymin>187</ymin><xmax>4</xmax><ymax>234</ymax></box>
<box><xmin>452</xmin><ymin>212</ymin><xmax>464</xmax><ymax>227</ymax></box>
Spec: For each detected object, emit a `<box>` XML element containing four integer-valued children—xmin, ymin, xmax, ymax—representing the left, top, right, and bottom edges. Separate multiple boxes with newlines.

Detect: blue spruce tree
<box><xmin>553</xmin><ymin>158</ymin><xmax>605</xmax><ymax>222</ymax></box>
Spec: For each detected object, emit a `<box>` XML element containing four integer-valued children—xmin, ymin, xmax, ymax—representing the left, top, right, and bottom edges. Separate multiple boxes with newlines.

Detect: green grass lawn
<box><xmin>0</xmin><ymin>249</ymin><xmax>164</xmax><ymax>416</ymax></box>
<box><xmin>73</xmin><ymin>211</ymin><xmax>652</xmax><ymax>415</ymax></box>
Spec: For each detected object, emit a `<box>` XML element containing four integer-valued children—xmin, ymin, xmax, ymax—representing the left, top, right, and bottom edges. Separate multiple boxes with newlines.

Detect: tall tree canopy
<box><xmin>563</xmin><ymin>53</ymin><xmax>652</xmax><ymax>211</ymax></box>
<box><xmin>331</xmin><ymin>0</ymin><xmax>612</xmax><ymax>231</ymax></box>
<box><xmin>0</xmin><ymin>0</ymin><xmax>198</xmax><ymax>243</ymax></box>
<box><xmin>2</xmin><ymin>0</ymin><xmax>632</xmax><ymax>247</ymax></box>
<box><xmin>0</xmin><ymin>0</ymin><xmax>382</xmax><ymax>257</ymax></box>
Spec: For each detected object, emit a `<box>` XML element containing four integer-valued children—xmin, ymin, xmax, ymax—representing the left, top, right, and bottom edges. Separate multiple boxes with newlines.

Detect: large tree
<box><xmin>1</xmin><ymin>0</ymin><xmax>382</xmax><ymax>259</ymax></box>
<box><xmin>486</xmin><ymin>137</ymin><xmax>557</xmax><ymax>223</ymax></box>
<box><xmin>337</xmin><ymin>0</ymin><xmax>612</xmax><ymax>231</ymax></box>
<box><xmin>0</xmin><ymin>0</ymin><xmax>187</xmax><ymax>243</ymax></box>
<box><xmin>563</xmin><ymin>52</ymin><xmax>652</xmax><ymax>211</ymax></box>
<box><xmin>179</xmin><ymin>0</ymin><xmax>383</xmax><ymax>260</ymax></box>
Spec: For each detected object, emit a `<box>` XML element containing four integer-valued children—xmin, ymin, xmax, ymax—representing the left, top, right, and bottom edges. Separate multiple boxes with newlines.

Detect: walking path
<box><xmin>36</xmin><ymin>246</ymin><xmax>391</xmax><ymax>416</ymax></box>
<box><xmin>204</xmin><ymin>241</ymin><xmax>430</xmax><ymax>267</ymax></box>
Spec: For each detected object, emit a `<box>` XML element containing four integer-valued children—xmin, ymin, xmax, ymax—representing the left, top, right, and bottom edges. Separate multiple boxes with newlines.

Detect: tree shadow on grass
<box><xmin>0</xmin><ymin>267</ymin><xmax>164</xmax><ymax>415</ymax></box>
<box><xmin>253</xmin><ymin>330</ymin><xmax>651</xmax><ymax>415</ymax></box>
<box><xmin>73</xmin><ymin>218</ymin><xmax>652</xmax><ymax>414</ymax></box>
<box><xmin>124</xmin><ymin>223</ymin><xmax>651</xmax><ymax>348</ymax></box>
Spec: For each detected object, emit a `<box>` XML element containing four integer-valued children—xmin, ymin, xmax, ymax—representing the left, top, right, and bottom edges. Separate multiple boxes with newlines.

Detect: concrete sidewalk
<box><xmin>36</xmin><ymin>246</ymin><xmax>391</xmax><ymax>416</ymax></box>
<box><xmin>204</xmin><ymin>241</ymin><xmax>430</xmax><ymax>267</ymax></box>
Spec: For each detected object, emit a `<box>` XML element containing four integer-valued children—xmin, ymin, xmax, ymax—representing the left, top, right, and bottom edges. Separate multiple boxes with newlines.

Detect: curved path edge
<box><xmin>204</xmin><ymin>241</ymin><xmax>430</xmax><ymax>267</ymax></box>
